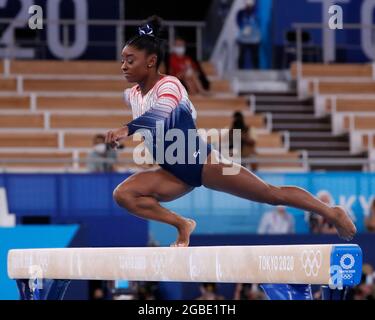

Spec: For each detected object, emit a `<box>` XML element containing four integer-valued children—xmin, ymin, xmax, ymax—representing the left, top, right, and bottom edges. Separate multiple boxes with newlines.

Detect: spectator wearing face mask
<box><xmin>258</xmin><ymin>206</ymin><xmax>295</xmax><ymax>235</ymax></box>
<box><xmin>87</xmin><ymin>134</ymin><xmax>118</xmax><ymax>172</ymax></box>
<box><xmin>236</xmin><ymin>0</ymin><xmax>261</xmax><ymax>70</ymax></box>
<box><xmin>168</xmin><ymin>37</ymin><xmax>210</xmax><ymax>95</ymax></box>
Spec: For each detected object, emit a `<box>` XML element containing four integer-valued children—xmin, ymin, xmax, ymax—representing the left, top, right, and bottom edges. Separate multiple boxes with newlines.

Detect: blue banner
<box><xmin>0</xmin><ymin>172</ymin><xmax>372</xmax><ymax>246</ymax></box>
<box><xmin>272</xmin><ymin>0</ymin><xmax>375</xmax><ymax>63</ymax></box>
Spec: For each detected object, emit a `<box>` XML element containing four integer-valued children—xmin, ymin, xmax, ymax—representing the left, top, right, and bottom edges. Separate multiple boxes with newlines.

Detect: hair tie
<box><xmin>138</xmin><ymin>24</ymin><xmax>154</xmax><ymax>36</ymax></box>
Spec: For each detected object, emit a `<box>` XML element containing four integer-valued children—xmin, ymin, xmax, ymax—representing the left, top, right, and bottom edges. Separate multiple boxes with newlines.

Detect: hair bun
<box><xmin>142</xmin><ymin>15</ymin><xmax>164</xmax><ymax>39</ymax></box>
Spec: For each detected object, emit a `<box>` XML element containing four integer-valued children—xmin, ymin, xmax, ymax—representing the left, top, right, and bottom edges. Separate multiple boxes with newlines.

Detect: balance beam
<box><xmin>8</xmin><ymin>244</ymin><xmax>362</xmax><ymax>287</ymax></box>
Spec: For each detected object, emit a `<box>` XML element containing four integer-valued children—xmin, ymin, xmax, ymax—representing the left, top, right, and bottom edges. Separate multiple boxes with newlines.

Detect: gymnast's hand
<box><xmin>105</xmin><ymin>126</ymin><xmax>129</xmax><ymax>149</ymax></box>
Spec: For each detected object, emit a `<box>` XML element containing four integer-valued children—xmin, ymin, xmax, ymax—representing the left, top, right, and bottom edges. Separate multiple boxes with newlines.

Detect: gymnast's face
<box><xmin>121</xmin><ymin>45</ymin><xmax>157</xmax><ymax>84</ymax></box>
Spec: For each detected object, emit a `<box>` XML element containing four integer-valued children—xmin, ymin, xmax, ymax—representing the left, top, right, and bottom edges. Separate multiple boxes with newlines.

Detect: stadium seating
<box><xmin>0</xmin><ymin>59</ymin><xmax>305</xmax><ymax>171</ymax></box>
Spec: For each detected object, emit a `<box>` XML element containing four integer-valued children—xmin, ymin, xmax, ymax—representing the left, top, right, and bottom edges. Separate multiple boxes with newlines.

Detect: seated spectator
<box><xmin>168</xmin><ymin>37</ymin><xmax>210</xmax><ymax>95</ymax></box>
<box><xmin>87</xmin><ymin>134</ymin><xmax>118</xmax><ymax>172</ymax></box>
<box><xmin>195</xmin><ymin>283</ymin><xmax>225</xmax><ymax>300</ymax></box>
<box><xmin>352</xmin><ymin>264</ymin><xmax>375</xmax><ymax>300</ymax></box>
<box><xmin>228</xmin><ymin>111</ymin><xmax>257</xmax><ymax>171</ymax></box>
<box><xmin>258</xmin><ymin>206</ymin><xmax>295</xmax><ymax>234</ymax></box>
<box><xmin>134</xmin><ymin>281</ymin><xmax>160</xmax><ymax>300</ymax></box>
<box><xmin>365</xmin><ymin>198</ymin><xmax>375</xmax><ymax>232</ymax></box>
<box><xmin>306</xmin><ymin>191</ymin><xmax>336</xmax><ymax>234</ymax></box>
<box><xmin>234</xmin><ymin>283</ymin><xmax>265</xmax><ymax>300</ymax></box>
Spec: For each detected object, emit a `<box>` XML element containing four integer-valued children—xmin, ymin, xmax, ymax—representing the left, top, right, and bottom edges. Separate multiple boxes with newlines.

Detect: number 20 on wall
<box><xmin>0</xmin><ymin>0</ymin><xmax>88</xmax><ymax>59</ymax></box>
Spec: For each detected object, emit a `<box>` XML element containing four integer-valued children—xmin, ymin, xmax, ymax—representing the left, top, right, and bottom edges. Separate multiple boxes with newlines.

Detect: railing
<box><xmin>292</xmin><ymin>23</ymin><xmax>375</xmax><ymax>97</ymax></box>
<box><xmin>0</xmin><ymin>156</ymin><xmax>374</xmax><ymax>172</ymax></box>
<box><xmin>0</xmin><ymin>19</ymin><xmax>205</xmax><ymax>61</ymax></box>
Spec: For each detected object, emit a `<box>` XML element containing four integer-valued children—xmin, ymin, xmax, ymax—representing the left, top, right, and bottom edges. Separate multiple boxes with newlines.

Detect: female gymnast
<box><xmin>106</xmin><ymin>17</ymin><xmax>356</xmax><ymax>247</ymax></box>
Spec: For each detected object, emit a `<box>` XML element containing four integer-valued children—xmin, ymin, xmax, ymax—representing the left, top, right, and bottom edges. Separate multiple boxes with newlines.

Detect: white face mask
<box><xmin>173</xmin><ymin>46</ymin><xmax>186</xmax><ymax>56</ymax></box>
<box><xmin>94</xmin><ymin>143</ymin><xmax>106</xmax><ymax>154</ymax></box>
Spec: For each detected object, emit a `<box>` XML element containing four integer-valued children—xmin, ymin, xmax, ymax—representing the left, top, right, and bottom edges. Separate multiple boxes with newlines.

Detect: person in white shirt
<box><xmin>258</xmin><ymin>206</ymin><xmax>295</xmax><ymax>234</ymax></box>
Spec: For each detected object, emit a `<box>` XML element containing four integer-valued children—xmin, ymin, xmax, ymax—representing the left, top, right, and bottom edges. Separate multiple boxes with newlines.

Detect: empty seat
<box><xmin>311</xmin><ymin>82</ymin><xmax>375</xmax><ymax>95</ymax></box>
<box><xmin>50</xmin><ymin>114</ymin><xmax>132</xmax><ymax>129</ymax></box>
<box><xmin>37</xmin><ymin>96</ymin><xmax>125</xmax><ymax>110</ymax></box>
<box><xmin>291</xmin><ymin>63</ymin><xmax>373</xmax><ymax>78</ymax></box>
<box><xmin>0</xmin><ymin>132</ymin><xmax>58</xmax><ymax>148</ymax></box>
<box><xmin>23</xmin><ymin>79</ymin><xmax>132</xmax><ymax>92</ymax></box>
<box><xmin>10</xmin><ymin>60</ymin><xmax>121</xmax><ymax>75</ymax></box>
<box><xmin>0</xmin><ymin>96</ymin><xmax>29</xmax><ymax>110</ymax></box>
<box><xmin>256</xmin><ymin>152</ymin><xmax>304</xmax><ymax>169</ymax></box>
<box><xmin>333</xmin><ymin>99</ymin><xmax>375</xmax><ymax>112</ymax></box>
<box><xmin>0</xmin><ymin>152</ymin><xmax>73</xmax><ymax>168</ymax></box>
<box><xmin>0</xmin><ymin>114</ymin><xmax>44</xmax><ymax>128</ymax></box>
<box><xmin>0</xmin><ymin>79</ymin><xmax>17</xmax><ymax>91</ymax></box>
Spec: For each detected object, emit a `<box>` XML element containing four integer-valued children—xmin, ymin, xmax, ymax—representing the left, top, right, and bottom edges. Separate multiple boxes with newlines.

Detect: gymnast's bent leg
<box><xmin>113</xmin><ymin>167</ymin><xmax>196</xmax><ymax>246</ymax></box>
<box><xmin>201</xmin><ymin>150</ymin><xmax>356</xmax><ymax>240</ymax></box>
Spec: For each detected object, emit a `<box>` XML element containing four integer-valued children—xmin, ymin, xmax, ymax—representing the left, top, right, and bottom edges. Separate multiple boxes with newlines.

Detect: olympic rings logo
<box><xmin>301</xmin><ymin>250</ymin><xmax>322</xmax><ymax>277</ymax></box>
<box><xmin>340</xmin><ymin>254</ymin><xmax>355</xmax><ymax>270</ymax></box>
<box><xmin>342</xmin><ymin>273</ymin><xmax>353</xmax><ymax>280</ymax></box>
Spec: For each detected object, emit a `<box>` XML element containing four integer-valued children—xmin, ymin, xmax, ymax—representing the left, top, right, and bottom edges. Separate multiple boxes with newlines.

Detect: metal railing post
<box><xmin>116</xmin><ymin>24</ymin><xmax>124</xmax><ymax>60</ymax></box>
<box><xmin>196</xmin><ymin>26</ymin><xmax>203</xmax><ymax>61</ymax></box>
<box><xmin>168</xmin><ymin>25</ymin><xmax>175</xmax><ymax>53</ymax></box>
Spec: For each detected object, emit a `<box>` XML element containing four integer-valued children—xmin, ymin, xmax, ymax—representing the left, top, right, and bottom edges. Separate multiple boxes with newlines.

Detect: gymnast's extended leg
<box><xmin>113</xmin><ymin>167</ymin><xmax>196</xmax><ymax>246</ymax></box>
<box><xmin>202</xmin><ymin>150</ymin><xmax>356</xmax><ymax>240</ymax></box>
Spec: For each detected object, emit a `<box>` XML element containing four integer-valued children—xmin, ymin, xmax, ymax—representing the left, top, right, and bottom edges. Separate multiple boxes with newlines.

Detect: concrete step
<box><xmin>307</xmin><ymin>150</ymin><xmax>366</xmax><ymax>158</ymax></box>
<box><xmin>234</xmin><ymin>70</ymin><xmax>290</xmax><ymax>81</ymax></box>
<box><xmin>289</xmin><ymin>132</ymin><xmax>349</xmax><ymax>142</ymax></box>
<box><xmin>250</xmin><ymin>91</ymin><xmax>298</xmax><ymax>97</ymax></box>
<box><xmin>272</xmin><ymin>114</ymin><xmax>329</xmax><ymax>121</ymax></box>
<box><xmin>255</xmin><ymin>105</ymin><xmax>314</xmax><ymax>114</ymax></box>
<box><xmin>237</xmin><ymin>82</ymin><xmax>291</xmax><ymax>94</ymax></box>
<box><xmin>273</xmin><ymin>123</ymin><xmax>332</xmax><ymax>131</ymax></box>
<box><xmin>255</xmin><ymin>96</ymin><xmax>313</xmax><ymax>106</ymax></box>
<box><xmin>290</xmin><ymin>141</ymin><xmax>350</xmax><ymax>151</ymax></box>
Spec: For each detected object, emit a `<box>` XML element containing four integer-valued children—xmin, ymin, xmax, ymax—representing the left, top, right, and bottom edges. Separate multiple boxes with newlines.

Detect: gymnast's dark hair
<box><xmin>125</xmin><ymin>15</ymin><xmax>165</xmax><ymax>68</ymax></box>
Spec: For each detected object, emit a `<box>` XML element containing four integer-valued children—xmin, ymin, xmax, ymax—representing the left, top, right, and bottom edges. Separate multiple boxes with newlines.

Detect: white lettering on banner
<box><xmin>258</xmin><ymin>255</ymin><xmax>294</xmax><ymax>272</ymax></box>
<box><xmin>47</xmin><ymin>0</ymin><xmax>88</xmax><ymax>59</ymax></box>
<box><xmin>339</xmin><ymin>196</ymin><xmax>357</xmax><ymax>222</ymax></box>
<box><xmin>361</xmin><ymin>0</ymin><xmax>375</xmax><ymax>60</ymax></box>
<box><xmin>328</xmin><ymin>5</ymin><xmax>344</xmax><ymax>29</ymax></box>
<box><xmin>359</xmin><ymin>195</ymin><xmax>374</xmax><ymax>217</ymax></box>
<box><xmin>28</xmin><ymin>265</ymin><xmax>44</xmax><ymax>291</ymax></box>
